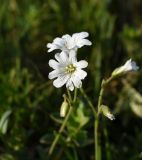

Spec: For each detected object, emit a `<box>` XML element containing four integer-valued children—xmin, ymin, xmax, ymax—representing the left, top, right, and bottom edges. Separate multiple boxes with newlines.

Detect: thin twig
<box><xmin>80</xmin><ymin>88</ymin><xmax>97</xmax><ymax>117</ymax></box>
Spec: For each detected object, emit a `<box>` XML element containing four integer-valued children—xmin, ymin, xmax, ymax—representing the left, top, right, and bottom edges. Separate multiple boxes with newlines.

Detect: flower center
<box><xmin>66</xmin><ymin>64</ymin><xmax>76</xmax><ymax>74</ymax></box>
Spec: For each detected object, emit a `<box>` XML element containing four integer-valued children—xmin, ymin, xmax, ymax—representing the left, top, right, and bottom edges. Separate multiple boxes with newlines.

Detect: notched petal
<box><xmin>76</xmin><ymin>60</ymin><xmax>88</xmax><ymax>68</ymax></box>
<box><xmin>49</xmin><ymin>59</ymin><xmax>60</xmax><ymax>69</ymax></box>
<box><xmin>53</xmin><ymin>75</ymin><xmax>69</xmax><ymax>88</ymax></box>
<box><xmin>48</xmin><ymin>70</ymin><xmax>60</xmax><ymax>79</ymax></box>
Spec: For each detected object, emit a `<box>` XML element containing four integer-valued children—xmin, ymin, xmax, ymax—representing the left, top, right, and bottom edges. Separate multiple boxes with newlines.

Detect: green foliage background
<box><xmin>0</xmin><ymin>0</ymin><xmax>142</xmax><ymax>159</ymax></box>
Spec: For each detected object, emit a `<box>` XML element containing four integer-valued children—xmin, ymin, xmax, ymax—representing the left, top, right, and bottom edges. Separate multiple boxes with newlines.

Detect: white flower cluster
<box><xmin>47</xmin><ymin>32</ymin><xmax>92</xmax><ymax>91</ymax></box>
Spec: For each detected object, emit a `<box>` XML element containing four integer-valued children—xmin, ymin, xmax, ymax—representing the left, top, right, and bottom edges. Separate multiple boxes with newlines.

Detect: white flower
<box><xmin>48</xmin><ymin>50</ymin><xmax>88</xmax><ymax>91</ymax></box>
<box><xmin>112</xmin><ymin>59</ymin><xmax>139</xmax><ymax>77</ymax></box>
<box><xmin>47</xmin><ymin>32</ymin><xmax>92</xmax><ymax>52</ymax></box>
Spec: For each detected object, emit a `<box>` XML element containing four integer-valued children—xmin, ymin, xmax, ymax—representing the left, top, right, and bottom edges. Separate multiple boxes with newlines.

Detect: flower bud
<box><xmin>60</xmin><ymin>95</ymin><xmax>68</xmax><ymax>117</ymax></box>
<box><xmin>111</xmin><ymin>59</ymin><xmax>139</xmax><ymax>77</ymax></box>
<box><xmin>101</xmin><ymin>105</ymin><xmax>115</xmax><ymax>120</ymax></box>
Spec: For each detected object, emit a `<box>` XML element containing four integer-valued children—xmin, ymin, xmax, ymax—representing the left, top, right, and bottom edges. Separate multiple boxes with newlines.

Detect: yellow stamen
<box><xmin>66</xmin><ymin>64</ymin><xmax>76</xmax><ymax>73</ymax></box>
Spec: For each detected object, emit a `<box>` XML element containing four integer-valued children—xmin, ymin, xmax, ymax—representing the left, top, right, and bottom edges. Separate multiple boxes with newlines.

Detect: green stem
<box><xmin>48</xmin><ymin>89</ymin><xmax>76</xmax><ymax>156</ymax></box>
<box><xmin>103</xmin><ymin>122</ymin><xmax>111</xmax><ymax>160</ymax></box>
<box><xmin>67</xmin><ymin>89</ymin><xmax>72</xmax><ymax>102</ymax></box>
<box><xmin>73</xmin><ymin>88</ymin><xmax>77</xmax><ymax>103</ymax></box>
<box><xmin>48</xmin><ymin>105</ymin><xmax>73</xmax><ymax>155</ymax></box>
<box><xmin>95</xmin><ymin>118</ymin><xmax>99</xmax><ymax>160</ymax></box>
<box><xmin>97</xmin><ymin>80</ymin><xmax>105</xmax><ymax>115</ymax></box>
<box><xmin>94</xmin><ymin>77</ymin><xmax>114</xmax><ymax>160</ymax></box>
<box><xmin>105</xmin><ymin>76</ymin><xmax>113</xmax><ymax>84</ymax></box>
<box><xmin>95</xmin><ymin>79</ymin><xmax>106</xmax><ymax>160</ymax></box>
<box><xmin>80</xmin><ymin>88</ymin><xmax>97</xmax><ymax>117</ymax></box>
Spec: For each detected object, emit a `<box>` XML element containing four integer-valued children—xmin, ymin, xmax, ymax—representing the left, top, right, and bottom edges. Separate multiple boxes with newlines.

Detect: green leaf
<box><xmin>0</xmin><ymin>109</ymin><xmax>12</xmax><ymax>134</ymax></box>
<box><xmin>66</xmin><ymin>101</ymin><xmax>90</xmax><ymax>147</ymax></box>
<box><xmin>74</xmin><ymin>101</ymin><xmax>89</xmax><ymax>127</ymax></box>
<box><xmin>0</xmin><ymin>153</ymin><xmax>14</xmax><ymax>160</ymax></box>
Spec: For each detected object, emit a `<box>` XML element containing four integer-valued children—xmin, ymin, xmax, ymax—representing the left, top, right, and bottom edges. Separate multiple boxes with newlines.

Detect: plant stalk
<box><xmin>95</xmin><ymin>80</ymin><xmax>105</xmax><ymax>160</ymax></box>
<box><xmin>95</xmin><ymin>118</ymin><xmax>99</xmax><ymax>160</ymax></box>
<box><xmin>80</xmin><ymin>88</ymin><xmax>97</xmax><ymax>117</ymax></box>
<box><xmin>48</xmin><ymin>105</ymin><xmax>73</xmax><ymax>155</ymax></box>
<box><xmin>48</xmin><ymin>89</ymin><xmax>77</xmax><ymax>156</ymax></box>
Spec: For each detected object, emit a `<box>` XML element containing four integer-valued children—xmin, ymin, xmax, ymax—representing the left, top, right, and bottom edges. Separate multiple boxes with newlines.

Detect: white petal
<box><xmin>131</xmin><ymin>61</ymin><xmax>139</xmax><ymax>70</ymax></box>
<box><xmin>59</xmin><ymin>51</ymin><xmax>69</xmax><ymax>63</ymax></box>
<box><xmin>53</xmin><ymin>38</ymin><xmax>65</xmax><ymax>47</ymax></box>
<box><xmin>52</xmin><ymin>52</ymin><xmax>69</xmax><ymax>65</ymax></box>
<box><xmin>48</xmin><ymin>70</ymin><xmax>61</xmax><ymax>79</ymax></box>
<box><xmin>72</xmin><ymin>32</ymin><xmax>92</xmax><ymax>48</ymax></box>
<box><xmin>71</xmin><ymin>75</ymin><xmax>82</xmax><ymax>88</ymax></box>
<box><xmin>62</xmin><ymin>34</ymin><xmax>71</xmax><ymax>40</ymax></box>
<box><xmin>62</xmin><ymin>34</ymin><xmax>76</xmax><ymax>50</ymax></box>
<box><xmin>66</xmin><ymin>79</ymin><xmax>74</xmax><ymax>91</ymax></box>
<box><xmin>47</xmin><ymin>37</ymin><xmax>65</xmax><ymax>52</ymax></box>
<box><xmin>55</xmin><ymin>53</ymin><xmax>61</xmax><ymax>62</ymax></box>
<box><xmin>123</xmin><ymin>59</ymin><xmax>132</xmax><ymax>70</ymax></box>
<box><xmin>76</xmin><ymin>39</ymin><xmax>92</xmax><ymax>47</ymax></box>
<box><xmin>73</xmin><ymin>32</ymin><xmax>89</xmax><ymax>39</ymax></box>
<box><xmin>67</xmin><ymin>37</ymin><xmax>76</xmax><ymax>49</ymax></box>
<box><xmin>47</xmin><ymin>43</ymin><xmax>58</xmax><ymax>52</ymax></box>
<box><xmin>76</xmin><ymin>60</ymin><xmax>88</xmax><ymax>68</ymax></box>
<box><xmin>123</xmin><ymin>59</ymin><xmax>139</xmax><ymax>71</ymax></box>
<box><xmin>55</xmin><ymin>53</ymin><xmax>67</xmax><ymax>64</ymax></box>
<box><xmin>79</xmin><ymin>32</ymin><xmax>89</xmax><ymax>38</ymax></box>
<box><xmin>53</xmin><ymin>75</ymin><xmax>69</xmax><ymax>88</ymax></box>
<box><xmin>47</xmin><ymin>43</ymin><xmax>52</xmax><ymax>49</ymax></box>
<box><xmin>75</xmin><ymin>69</ymin><xmax>87</xmax><ymax>79</ymax></box>
<box><xmin>106</xmin><ymin>113</ymin><xmax>115</xmax><ymax>120</ymax></box>
<box><xmin>49</xmin><ymin>59</ymin><xmax>60</xmax><ymax>69</ymax></box>
<box><xmin>47</xmin><ymin>43</ymin><xmax>52</xmax><ymax>48</ymax></box>
<box><xmin>69</xmin><ymin>50</ymin><xmax>77</xmax><ymax>63</ymax></box>
<box><xmin>124</xmin><ymin>59</ymin><xmax>131</xmax><ymax>65</ymax></box>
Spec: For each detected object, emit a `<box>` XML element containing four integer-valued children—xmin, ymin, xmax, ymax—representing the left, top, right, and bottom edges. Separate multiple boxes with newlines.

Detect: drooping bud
<box><xmin>111</xmin><ymin>59</ymin><xmax>139</xmax><ymax>77</ymax></box>
<box><xmin>60</xmin><ymin>95</ymin><xmax>69</xmax><ymax>117</ymax></box>
<box><xmin>101</xmin><ymin>105</ymin><xmax>115</xmax><ymax>120</ymax></box>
